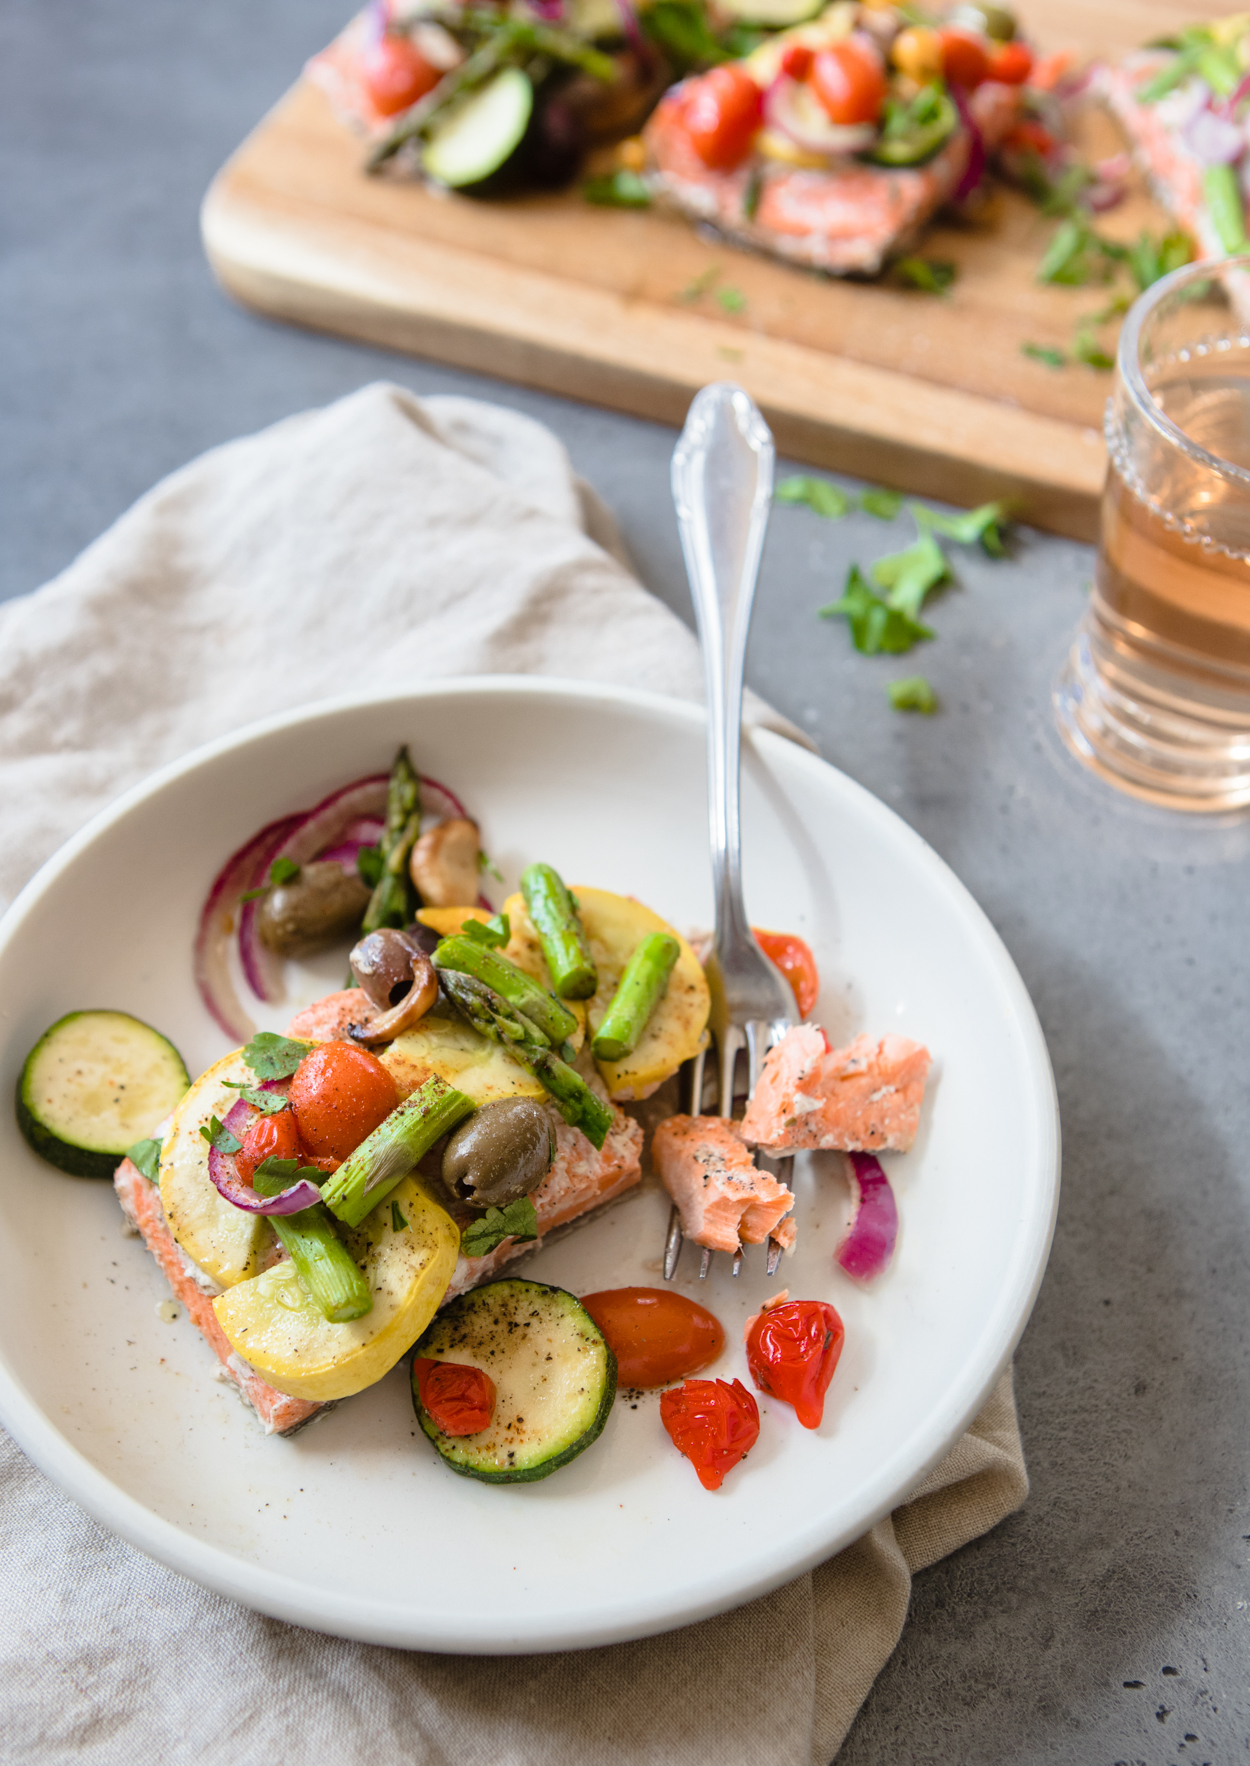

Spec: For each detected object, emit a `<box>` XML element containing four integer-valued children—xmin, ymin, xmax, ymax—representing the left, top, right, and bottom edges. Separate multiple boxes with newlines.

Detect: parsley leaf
<box><xmin>911</xmin><ymin>499</ymin><xmax>1013</xmax><ymax>554</ymax></box>
<box><xmin>583</xmin><ymin>169</ymin><xmax>651</xmax><ymax>209</ymax></box>
<box><xmin>222</xmin><ymin>1080</ymin><xmax>289</xmax><ymax>1114</ymax></box>
<box><xmin>887</xmin><ymin>675</ymin><xmax>938</xmax><ymax>713</ymax></box>
<box><xmin>676</xmin><ymin>266</ymin><xmax>719</xmax><ymax>304</ymax></box>
<box><xmin>716</xmin><ymin>285</ymin><xmax>747</xmax><ymax>314</ymax></box>
<box><xmin>356</xmin><ymin>844</ymin><xmax>385</xmax><ymax>888</ymax></box>
<box><xmin>775</xmin><ymin>476</ymin><xmax>851</xmax><ymax>518</ymax></box>
<box><xmin>199</xmin><ymin>1114</ymin><xmax>242</xmax><ymax>1156</ymax></box>
<box><xmin>859</xmin><ymin>487</ymin><xmax>904</xmax><ymax>520</ymax></box>
<box><xmin>251</xmin><ymin>1156</ymin><xmax>325</xmax><ymax>1197</ymax></box>
<box><xmin>239</xmin><ymin>855</ymin><xmax>302</xmax><ymax>903</ymax></box>
<box><xmin>1073</xmin><ymin>330</ymin><xmax>1115</xmax><ymax>371</ymax></box>
<box><xmin>460</xmin><ymin>913</ymin><xmax>511</xmax><ymax>948</ymax></box>
<box><xmin>460</xmin><ymin>1196</ymin><xmax>540</xmax><ymax>1259</ymax></box>
<box><xmin>893</xmin><ymin>256</ymin><xmax>956</xmax><ymax>294</ymax></box>
<box><xmin>241</xmin><ymin>1032</ymin><xmax>315</xmax><ymax>1081</ymax></box>
<box><xmin>819</xmin><ymin>565</ymin><xmax>933</xmax><ymax>656</ymax></box>
<box><xmin>1037</xmin><ymin>217</ymin><xmax>1116</xmax><ymax>287</ymax></box>
<box><xmin>477</xmin><ymin>849</ymin><xmax>504</xmax><ymax>883</ymax></box>
<box><xmin>126</xmin><ymin>1137</ymin><xmax>162</xmax><ymax>1181</ymax></box>
<box><xmin>391</xmin><ymin>1200</ymin><xmax>409</xmax><ymax>1232</ymax></box>
<box><xmin>1022</xmin><ymin>341</ymin><xmax>1067</xmax><ymax>369</ymax></box>
<box><xmin>870</xmin><ymin>532</ymin><xmax>949</xmax><ymax>619</ymax></box>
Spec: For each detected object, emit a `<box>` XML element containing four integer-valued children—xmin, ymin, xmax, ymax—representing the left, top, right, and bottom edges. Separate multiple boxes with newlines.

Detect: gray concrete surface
<box><xmin>4</xmin><ymin>3</ymin><xmax>1249</xmax><ymax>1761</ymax></box>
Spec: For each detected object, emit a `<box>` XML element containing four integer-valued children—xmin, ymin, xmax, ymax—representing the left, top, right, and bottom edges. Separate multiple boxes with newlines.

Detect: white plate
<box><xmin>0</xmin><ymin>679</ymin><xmax>1059</xmax><ymax>1653</ymax></box>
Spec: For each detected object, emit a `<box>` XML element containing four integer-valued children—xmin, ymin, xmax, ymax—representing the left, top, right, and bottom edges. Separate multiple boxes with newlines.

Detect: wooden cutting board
<box><xmin>201</xmin><ymin>0</ymin><xmax>1212</xmax><ymax>539</ymax></box>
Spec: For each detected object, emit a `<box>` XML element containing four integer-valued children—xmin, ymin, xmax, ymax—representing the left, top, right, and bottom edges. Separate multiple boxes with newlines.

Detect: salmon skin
<box><xmin>652</xmin><ymin>1114</ymin><xmax>794</xmax><ymax>1255</ymax></box>
<box><xmin>739</xmin><ymin>1024</ymin><xmax>930</xmax><ymax>1154</ymax></box>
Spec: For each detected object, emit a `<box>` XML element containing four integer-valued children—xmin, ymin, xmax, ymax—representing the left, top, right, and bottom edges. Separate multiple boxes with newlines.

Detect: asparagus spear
<box><xmin>433</xmin><ymin>934</ymin><xmax>578</xmax><ymax>1045</ymax></box>
<box><xmin>438</xmin><ymin>970</ymin><xmax>614</xmax><ymax>1149</ymax></box>
<box><xmin>591</xmin><ymin>933</ymin><xmax>679</xmax><ymax>1062</ymax></box>
<box><xmin>520</xmin><ymin>864</ymin><xmax>597</xmax><ymax>1000</ymax></box>
<box><xmin>321</xmin><ymin>1077</ymin><xmax>474</xmax><ymax>1229</ymax></box>
<box><xmin>252</xmin><ymin>1169</ymin><xmax>373</xmax><ymax>1323</ymax></box>
<box><xmin>362</xmin><ymin>746</ymin><xmax>421</xmax><ymax>933</ymax></box>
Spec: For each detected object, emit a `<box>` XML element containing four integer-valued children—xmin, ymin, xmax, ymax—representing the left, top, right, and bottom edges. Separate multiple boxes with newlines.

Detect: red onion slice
<box><xmin>764</xmin><ymin>75</ymin><xmax>876</xmax><ymax>157</ymax></box>
<box><xmin>206</xmin><ymin>1095</ymin><xmax>322</xmax><ymax>1216</ymax></box>
<box><xmin>194</xmin><ymin>815</ymin><xmax>302</xmax><ymax>1040</ymax></box>
<box><xmin>835</xmin><ymin>1152</ymin><xmax>899</xmax><ymax>1281</ymax></box>
<box><xmin>950</xmin><ymin>83</ymin><xmax>986</xmax><ymax>203</ymax></box>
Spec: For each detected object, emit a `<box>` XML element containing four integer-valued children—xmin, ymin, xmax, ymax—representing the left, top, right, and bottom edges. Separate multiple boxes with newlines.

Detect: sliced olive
<box><xmin>442</xmin><ymin>1097</ymin><xmax>556</xmax><ymax>1210</ymax></box>
<box><xmin>257</xmin><ymin>862</ymin><xmax>371</xmax><ymax>957</ymax></box>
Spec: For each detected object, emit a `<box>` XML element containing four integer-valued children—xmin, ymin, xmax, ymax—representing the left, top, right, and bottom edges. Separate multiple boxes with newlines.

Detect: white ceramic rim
<box><xmin>0</xmin><ymin>677</ymin><xmax>1061</xmax><ymax>1651</ymax></box>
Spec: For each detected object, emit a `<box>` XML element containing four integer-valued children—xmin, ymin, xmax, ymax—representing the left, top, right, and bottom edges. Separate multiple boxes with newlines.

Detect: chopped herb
<box><xmin>199</xmin><ymin>1114</ymin><xmax>242</xmax><ymax>1156</ymax></box>
<box><xmin>859</xmin><ymin>487</ymin><xmax>904</xmax><ymax>520</ymax></box>
<box><xmin>391</xmin><ymin>1200</ymin><xmax>409</xmax><ymax>1232</ymax></box>
<box><xmin>1037</xmin><ymin>216</ymin><xmax>1115</xmax><ymax>287</ymax></box>
<box><xmin>460</xmin><ymin>912</ymin><xmax>511</xmax><ymax>948</ymax></box>
<box><xmin>870</xmin><ymin>532</ymin><xmax>949</xmax><ymax>619</ymax></box>
<box><xmin>1126</xmin><ymin>229</ymin><xmax>1192</xmax><ymax>293</ymax></box>
<box><xmin>241</xmin><ymin>1031</ymin><xmax>315</xmax><ymax>1082</ymax></box>
<box><xmin>775</xmin><ymin>475</ymin><xmax>852</xmax><ymax>518</ymax></box>
<box><xmin>716</xmin><ymin>285</ymin><xmax>747</xmax><ymax>314</ymax></box>
<box><xmin>357</xmin><ymin>844</ymin><xmax>385</xmax><ymax>888</ymax></box>
<box><xmin>887</xmin><ymin>675</ymin><xmax>938</xmax><ymax>713</ymax></box>
<box><xmin>742</xmin><ymin>167</ymin><xmax>762</xmax><ymax>221</ymax></box>
<box><xmin>1073</xmin><ymin>330</ymin><xmax>1115</xmax><ymax>371</ymax></box>
<box><xmin>676</xmin><ymin>265</ymin><xmax>720</xmax><ymax>304</ymax></box>
<box><xmin>460</xmin><ymin>1196</ymin><xmax>541</xmax><ymax>1258</ymax></box>
<box><xmin>1022</xmin><ymin>341</ymin><xmax>1067</xmax><ymax>369</ymax></box>
<box><xmin>583</xmin><ymin>169</ymin><xmax>651</xmax><ymax>209</ymax></box>
<box><xmin>126</xmin><ymin>1138</ymin><xmax>162</xmax><ymax>1181</ymax></box>
<box><xmin>222</xmin><ymin>1080</ymin><xmax>290</xmax><ymax>1114</ymax></box>
<box><xmin>893</xmin><ymin>256</ymin><xmax>957</xmax><ymax>294</ymax></box>
<box><xmin>911</xmin><ymin>498</ymin><xmax>1013</xmax><ymax>553</ymax></box>
<box><xmin>640</xmin><ymin>0</ymin><xmax>728</xmax><ymax>72</ymax></box>
<box><xmin>477</xmin><ymin>849</ymin><xmax>504</xmax><ymax>884</ymax></box>
<box><xmin>252</xmin><ymin>1156</ymin><xmax>326</xmax><ymax>1197</ymax></box>
<box><xmin>1087</xmin><ymin>295</ymin><xmax>1131</xmax><ymax>324</ymax></box>
<box><xmin>717</xmin><ymin>345</ymin><xmax>745</xmax><ymax>361</ymax></box>
<box><xmin>819</xmin><ymin>565</ymin><xmax>933</xmax><ymax>656</ymax></box>
<box><xmin>239</xmin><ymin>855</ymin><xmax>301</xmax><ymax>902</ymax></box>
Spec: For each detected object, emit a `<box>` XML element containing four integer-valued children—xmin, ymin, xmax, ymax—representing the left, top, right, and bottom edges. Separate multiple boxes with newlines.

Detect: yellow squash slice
<box><xmin>159</xmin><ymin>1051</ymin><xmax>274</xmax><ymax>1289</ymax></box>
<box><xmin>503</xmin><ymin>886</ymin><xmax>709</xmax><ymax>1100</ymax></box>
<box><xmin>212</xmin><ymin>1174</ymin><xmax>459</xmax><ymax>1401</ymax></box>
<box><xmin>381</xmin><ymin>1006</ymin><xmax>547</xmax><ymax>1106</ymax></box>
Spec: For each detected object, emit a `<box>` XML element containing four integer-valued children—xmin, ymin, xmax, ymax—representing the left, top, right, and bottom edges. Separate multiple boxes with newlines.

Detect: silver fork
<box><xmin>663</xmin><ymin>383</ymin><xmax>798</xmax><ymax>1283</ymax></box>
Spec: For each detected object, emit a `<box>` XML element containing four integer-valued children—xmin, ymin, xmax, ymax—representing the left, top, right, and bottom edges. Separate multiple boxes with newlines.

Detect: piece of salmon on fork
<box><xmin>660</xmin><ymin>380</ymin><xmax>798</xmax><ymax>1281</ymax></box>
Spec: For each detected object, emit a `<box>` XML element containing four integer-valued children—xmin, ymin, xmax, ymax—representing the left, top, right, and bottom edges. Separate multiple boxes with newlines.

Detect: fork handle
<box><xmin>671</xmin><ymin>384</ymin><xmax>775</xmax><ymax>948</ymax></box>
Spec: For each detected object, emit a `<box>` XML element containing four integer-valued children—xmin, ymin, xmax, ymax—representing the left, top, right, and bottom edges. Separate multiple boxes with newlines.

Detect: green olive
<box><xmin>257</xmin><ymin>861</ymin><xmax>371</xmax><ymax>958</ymax></box>
<box><xmin>442</xmin><ymin>1098</ymin><xmax>556</xmax><ymax>1210</ymax></box>
<box><xmin>949</xmin><ymin>2</ymin><xmax>1016</xmax><ymax>39</ymax></box>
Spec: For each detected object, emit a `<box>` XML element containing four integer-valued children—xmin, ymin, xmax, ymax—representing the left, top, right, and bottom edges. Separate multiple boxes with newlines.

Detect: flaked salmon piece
<box><xmin>113</xmin><ymin>1157</ymin><xmax>324</xmax><ymax>1437</ymax></box>
<box><xmin>653</xmin><ymin>1114</ymin><xmax>794</xmax><ymax>1255</ymax></box>
<box><xmin>739</xmin><ymin>1025</ymin><xmax>930</xmax><ymax>1154</ymax></box>
<box><xmin>287</xmin><ymin>988</ymin><xmax>373</xmax><ymax>1042</ymax></box>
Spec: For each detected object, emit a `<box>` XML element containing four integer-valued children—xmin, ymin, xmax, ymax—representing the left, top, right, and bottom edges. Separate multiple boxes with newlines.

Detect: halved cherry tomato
<box><xmin>753</xmin><ymin>928</ymin><xmax>819</xmax><ymax>1018</ymax></box>
<box><xmin>810</xmin><ymin>37</ymin><xmax>887</xmax><ymax>126</ymax></box>
<box><xmin>681</xmin><ymin>64</ymin><xmax>764</xmax><ymax>170</ymax></box>
<box><xmin>581</xmin><ymin>1288</ymin><xmax>724</xmax><ymax>1388</ymax></box>
<box><xmin>660</xmin><ymin>1377</ymin><xmax>760</xmax><ymax>1490</ymax></box>
<box><xmin>986</xmin><ymin>40</ymin><xmax>1033</xmax><ymax>85</ymax></box>
<box><xmin>235</xmin><ymin>1107</ymin><xmax>301</xmax><ymax>1187</ymax></box>
<box><xmin>745</xmin><ymin>1298</ymin><xmax>844</xmax><ymax>1430</ymax></box>
<box><xmin>938</xmin><ymin>26</ymin><xmax>990</xmax><ymax>89</ymax></box>
<box><xmin>413</xmin><ymin>1357</ymin><xmax>496</xmax><ymax>1436</ymax></box>
<box><xmin>360</xmin><ymin>32</ymin><xmax>441</xmax><ymax>117</ymax></box>
<box><xmin>779</xmin><ymin>42</ymin><xmax>814</xmax><ymax>81</ymax></box>
<box><xmin>289</xmin><ymin>1042</ymin><xmax>399</xmax><ymax>1162</ymax></box>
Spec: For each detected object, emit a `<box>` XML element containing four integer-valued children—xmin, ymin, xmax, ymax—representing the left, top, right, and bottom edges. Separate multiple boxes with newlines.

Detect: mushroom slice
<box><xmin>410</xmin><ymin>818</ymin><xmax>481</xmax><ymax>909</ymax></box>
<box><xmin>349</xmin><ymin>929</ymin><xmax>439</xmax><ymax>1043</ymax></box>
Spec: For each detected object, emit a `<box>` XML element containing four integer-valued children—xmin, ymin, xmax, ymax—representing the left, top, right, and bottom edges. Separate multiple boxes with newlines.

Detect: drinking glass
<box><xmin>1054</xmin><ymin>255</ymin><xmax>1250</xmax><ymax>811</ymax></box>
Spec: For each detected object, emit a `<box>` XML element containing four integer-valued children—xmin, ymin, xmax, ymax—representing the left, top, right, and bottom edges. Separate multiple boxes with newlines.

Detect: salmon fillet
<box><xmin>739</xmin><ymin>1025</ymin><xmax>930</xmax><ymax>1154</ymax></box>
<box><xmin>1099</xmin><ymin>56</ymin><xmax>1228</xmax><ymax>261</ymax></box>
<box><xmin>287</xmin><ymin>988</ymin><xmax>372</xmax><ymax>1041</ymax></box>
<box><xmin>114</xmin><ymin>1157</ymin><xmax>324</xmax><ymax>1436</ymax></box>
<box><xmin>653</xmin><ymin>1114</ymin><xmax>794</xmax><ymax>1255</ymax></box>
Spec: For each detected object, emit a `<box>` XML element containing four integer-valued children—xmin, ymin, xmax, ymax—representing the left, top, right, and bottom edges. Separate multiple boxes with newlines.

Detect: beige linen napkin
<box><xmin>0</xmin><ymin>383</ymin><xmax>1028</xmax><ymax>1764</ymax></box>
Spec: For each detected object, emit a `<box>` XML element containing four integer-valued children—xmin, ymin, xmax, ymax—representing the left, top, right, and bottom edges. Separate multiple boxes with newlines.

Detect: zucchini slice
<box><xmin>412</xmin><ymin>1278</ymin><xmax>617</xmax><ymax>1483</ymax></box>
<box><xmin>17</xmin><ymin>1010</ymin><xmax>190</xmax><ymax>1178</ymax></box>
<box><xmin>423</xmin><ymin>67</ymin><xmax>533</xmax><ymax>190</ymax></box>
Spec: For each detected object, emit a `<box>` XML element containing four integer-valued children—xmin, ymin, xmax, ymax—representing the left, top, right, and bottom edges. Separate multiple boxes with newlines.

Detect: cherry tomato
<box><xmin>289</xmin><ymin>1042</ymin><xmax>399</xmax><ymax>1162</ymax></box>
<box><xmin>235</xmin><ymin>1107</ymin><xmax>301</xmax><ymax>1187</ymax></box>
<box><xmin>938</xmin><ymin>26</ymin><xmax>990</xmax><ymax>89</ymax></box>
<box><xmin>681</xmin><ymin>65</ymin><xmax>764</xmax><ymax>171</ymax></box>
<box><xmin>1003</xmin><ymin>118</ymin><xmax>1055</xmax><ymax>158</ymax></box>
<box><xmin>413</xmin><ymin>1357</ymin><xmax>496</xmax><ymax>1436</ymax></box>
<box><xmin>752</xmin><ymin>928</ymin><xmax>819</xmax><ymax>1018</ymax></box>
<box><xmin>810</xmin><ymin>38</ymin><xmax>887</xmax><ymax>127</ymax></box>
<box><xmin>360</xmin><ymin>32</ymin><xmax>441</xmax><ymax>117</ymax></box>
<box><xmin>745</xmin><ymin>1298</ymin><xmax>844</xmax><ymax>1430</ymax></box>
<box><xmin>985</xmin><ymin>40</ymin><xmax>1033</xmax><ymax>84</ymax></box>
<box><xmin>581</xmin><ymin>1288</ymin><xmax>724</xmax><ymax>1388</ymax></box>
<box><xmin>779</xmin><ymin>42</ymin><xmax>814</xmax><ymax>81</ymax></box>
<box><xmin>660</xmin><ymin>1377</ymin><xmax>760</xmax><ymax>1490</ymax></box>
